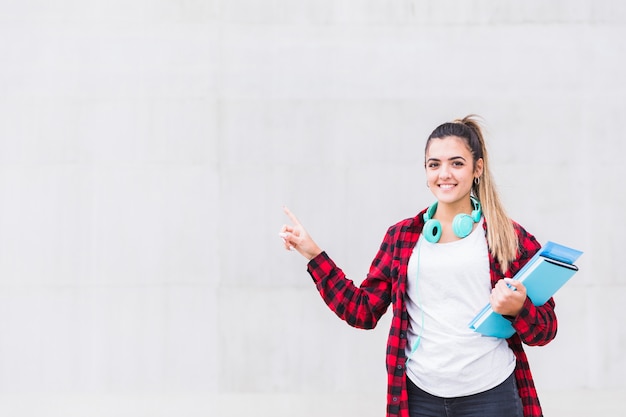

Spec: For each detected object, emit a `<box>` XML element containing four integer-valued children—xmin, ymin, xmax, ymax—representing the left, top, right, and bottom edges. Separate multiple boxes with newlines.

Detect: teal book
<box><xmin>468</xmin><ymin>241</ymin><xmax>583</xmax><ymax>338</ymax></box>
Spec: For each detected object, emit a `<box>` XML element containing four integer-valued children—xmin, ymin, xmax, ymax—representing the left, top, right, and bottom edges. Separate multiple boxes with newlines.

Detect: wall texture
<box><xmin>0</xmin><ymin>1</ymin><xmax>624</xmax><ymax>416</ymax></box>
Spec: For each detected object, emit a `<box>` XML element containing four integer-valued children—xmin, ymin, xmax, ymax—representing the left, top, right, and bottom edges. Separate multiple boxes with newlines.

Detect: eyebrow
<box><xmin>426</xmin><ymin>156</ymin><xmax>467</xmax><ymax>163</ymax></box>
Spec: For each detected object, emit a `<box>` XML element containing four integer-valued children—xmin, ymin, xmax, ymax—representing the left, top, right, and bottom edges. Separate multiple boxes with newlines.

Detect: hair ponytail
<box><xmin>427</xmin><ymin>115</ymin><xmax>519</xmax><ymax>273</ymax></box>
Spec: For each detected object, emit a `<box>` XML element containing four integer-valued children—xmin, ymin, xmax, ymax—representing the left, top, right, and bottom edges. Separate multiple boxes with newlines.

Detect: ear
<box><xmin>474</xmin><ymin>158</ymin><xmax>484</xmax><ymax>178</ymax></box>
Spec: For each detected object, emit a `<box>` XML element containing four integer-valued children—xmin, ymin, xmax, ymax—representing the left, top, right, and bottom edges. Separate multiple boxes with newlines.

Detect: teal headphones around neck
<box><xmin>422</xmin><ymin>196</ymin><xmax>482</xmax><ymax>243</ymax></box>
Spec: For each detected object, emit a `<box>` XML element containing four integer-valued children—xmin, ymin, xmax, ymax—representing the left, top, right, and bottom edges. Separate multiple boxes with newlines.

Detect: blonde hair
<box><xmin>426</xmin><ymin>115</ymin><xmax>519</xmax><ymax>273</ymax></box>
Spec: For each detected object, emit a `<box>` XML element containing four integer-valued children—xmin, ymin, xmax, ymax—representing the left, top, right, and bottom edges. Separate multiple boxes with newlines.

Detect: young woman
<box><xmin>279</xmin><ymin>116</ymin><xmax>557</xmax><ymax>417</ymax></box>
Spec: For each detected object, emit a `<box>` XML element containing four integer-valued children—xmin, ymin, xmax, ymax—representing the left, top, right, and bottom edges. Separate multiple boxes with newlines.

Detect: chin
<box><xmin>435</xmin><ymin>190</ymin><xmax>471</xmax><ymax>203</ymax></box>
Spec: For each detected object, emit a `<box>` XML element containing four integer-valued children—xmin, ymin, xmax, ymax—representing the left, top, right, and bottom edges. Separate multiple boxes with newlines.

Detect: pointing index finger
<box><xmin>283</xmin><ymin>206</ymin><xmax>301</xmax><ymax>226</ymax></box>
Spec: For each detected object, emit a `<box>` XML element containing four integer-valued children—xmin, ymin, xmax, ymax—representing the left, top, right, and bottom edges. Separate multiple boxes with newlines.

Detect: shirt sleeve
<box><xmin>511</xmin><ymin>297</ymin><xmax>557</xmax><ymax>346</ymax></box>
<box><xmin>306</xmin><ymin>226</ymin><xmax>396</xmax><ymax>330</ymax></box>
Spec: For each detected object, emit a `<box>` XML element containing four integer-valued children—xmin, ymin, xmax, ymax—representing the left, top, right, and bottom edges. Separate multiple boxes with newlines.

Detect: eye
<box><xmin>427</xmin><ymin>162</ymin><xmax>439</xmax><ymax>169</ymax></box>
<box><xmin>452</xmin><ymin>160</ymin><xmax>465</xmax><ymax>167</ymax></box>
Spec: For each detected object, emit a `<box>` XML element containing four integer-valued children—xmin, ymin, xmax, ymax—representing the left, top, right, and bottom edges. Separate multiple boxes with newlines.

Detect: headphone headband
<box><xmin>422</xmin><ymin>197</ymin><xmax>482</xmax><ymax>243</ymax></box>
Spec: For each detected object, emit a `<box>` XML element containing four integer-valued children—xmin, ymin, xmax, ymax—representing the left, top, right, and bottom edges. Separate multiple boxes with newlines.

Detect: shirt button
<box><xmin>400</xmin><ymin>333</ymin><xmax>405</xmax><ymax>338</ymax></box>
<box><xmin>392</xmin><ymin>397</ymin><xmax>398</xmax><ymax>402</ymax></box>
<box><xmin>397</xmin><ymin>365</ymin><xmax>403</xmax><ymax>370</ymax></box>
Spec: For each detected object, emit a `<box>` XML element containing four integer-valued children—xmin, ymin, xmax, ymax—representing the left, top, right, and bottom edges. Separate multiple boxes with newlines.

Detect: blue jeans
<box><xmin>406</xmin><ymin>372</ymin><xmax>523</xmax><ymax>417</ymax></box>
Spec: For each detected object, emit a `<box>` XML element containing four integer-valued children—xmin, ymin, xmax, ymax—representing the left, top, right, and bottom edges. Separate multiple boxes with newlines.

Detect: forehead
<box><xmin>426</xmin><ymin>136</ymin><xmax>472</xmax><ymax>158</ymax></box>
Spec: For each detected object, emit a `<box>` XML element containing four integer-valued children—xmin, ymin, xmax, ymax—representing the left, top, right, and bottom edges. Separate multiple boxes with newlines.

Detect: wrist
<box><xmin>306</xmin><ymin>247</ymin><xmax>323</xmax><ymax>261</ymax></box>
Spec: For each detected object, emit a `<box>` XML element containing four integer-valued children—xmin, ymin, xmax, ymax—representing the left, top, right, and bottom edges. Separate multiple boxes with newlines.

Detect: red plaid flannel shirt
<box><xmin>307</xmin><ymin>209</ymin><xmax>557</xmax><ymax>417</ymax></box>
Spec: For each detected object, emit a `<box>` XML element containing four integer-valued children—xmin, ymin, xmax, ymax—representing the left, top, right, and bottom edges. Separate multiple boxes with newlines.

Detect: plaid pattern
<box><xmin>307</xmin><ymin>208</ymin><xmax>556</xmax><ymax>417</ymax></box>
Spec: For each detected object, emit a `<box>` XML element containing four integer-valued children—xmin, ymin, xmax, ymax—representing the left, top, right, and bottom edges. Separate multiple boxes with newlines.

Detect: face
<box><xmin>425</xmin><ymin>136</ymin><xmax>483</xmax><ymax>206</ymax></box>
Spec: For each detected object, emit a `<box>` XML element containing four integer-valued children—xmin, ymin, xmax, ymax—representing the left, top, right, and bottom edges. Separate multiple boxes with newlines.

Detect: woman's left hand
<box><xmin>490</xmin><ymin>278</ymin><xmax>527</xmax><ymax>318</ymax></box>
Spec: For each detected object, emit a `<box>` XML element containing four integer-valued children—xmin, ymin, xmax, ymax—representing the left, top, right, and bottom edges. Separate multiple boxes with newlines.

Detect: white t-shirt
<box><xmin>404</xmin><ymin>218</ymin><xmax>516</xmax><ymax>397</ymax></box>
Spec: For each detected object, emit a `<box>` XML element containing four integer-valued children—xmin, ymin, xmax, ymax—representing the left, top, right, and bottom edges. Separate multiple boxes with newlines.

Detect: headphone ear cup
<box><xmin>423</xmin><ymin>219</ymin><xmax>442</xmax><ymax>243</ymax></box>
<box><xmin>452</xmin><ymin>214</ymin><xmax>474</xmax><ymax>239</ymax></box>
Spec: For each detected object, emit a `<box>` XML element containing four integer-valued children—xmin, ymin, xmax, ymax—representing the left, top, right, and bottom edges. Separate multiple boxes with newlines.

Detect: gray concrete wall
<box><xmin>0</xmin><ymin>1</ymin><xmax>624</xmax><ymax>416</ymax></box>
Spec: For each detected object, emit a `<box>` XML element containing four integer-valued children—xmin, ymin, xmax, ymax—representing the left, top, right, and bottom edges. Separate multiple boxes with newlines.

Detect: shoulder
<box><xmin>387</xmin><ymin>209</ymin><xmax>427</xmax><ymax>235</ymax></box>
<box><xmin>487</xmin><ymin>218</ymin><xmax>540</xmax><ymax>250</ymax></box>
<box><xmin>378</xmin><ymin>210</ymin><xmax>427</xmax><ymax>249</ymax></box>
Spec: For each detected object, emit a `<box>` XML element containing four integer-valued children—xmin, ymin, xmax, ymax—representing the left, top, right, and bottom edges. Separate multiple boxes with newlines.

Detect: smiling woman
<box><xmin>279</xmin><ymin>115</ymin><xmax>557</xmax><ymax>417</ymax></box>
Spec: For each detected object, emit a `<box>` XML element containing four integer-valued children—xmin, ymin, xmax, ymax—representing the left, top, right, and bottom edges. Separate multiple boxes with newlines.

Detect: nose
<box><xmin>438</xmin><ymin>164</ymin><xmax>452</xmax><ymax>179</ymax></box>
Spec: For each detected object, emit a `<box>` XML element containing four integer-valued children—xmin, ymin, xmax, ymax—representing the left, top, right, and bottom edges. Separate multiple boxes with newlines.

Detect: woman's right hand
<box><xmin>279</xmin><ymin>206</ymin><xmax>323</xmax><ymax>261</ymax></box>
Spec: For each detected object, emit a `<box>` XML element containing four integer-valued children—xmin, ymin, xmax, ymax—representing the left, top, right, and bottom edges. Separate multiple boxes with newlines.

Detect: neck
<box><xmin>434</xmin><ymin>199</ymin><xmax>473</xmax><ymax>222</ymax></box>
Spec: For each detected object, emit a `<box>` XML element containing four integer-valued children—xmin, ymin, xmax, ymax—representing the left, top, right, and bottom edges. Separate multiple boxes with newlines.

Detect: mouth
<box><xmin>438</xmin><ymin>184</ymin><xmax>456</xmax><ymax>190</ymax></box>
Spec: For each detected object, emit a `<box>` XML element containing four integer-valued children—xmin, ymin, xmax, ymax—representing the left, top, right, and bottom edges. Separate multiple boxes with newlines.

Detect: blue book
<box><xmin>468</xmin><ymin>241</ymin><xmax>583</xmax><ymax>338</ymax></box>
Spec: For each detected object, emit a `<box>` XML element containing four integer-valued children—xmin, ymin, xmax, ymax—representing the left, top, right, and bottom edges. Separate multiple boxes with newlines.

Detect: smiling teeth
<box><xmin>440</xmin><ymin>184</ymin><xmax>455</xmax><ymax>189</ymax></box>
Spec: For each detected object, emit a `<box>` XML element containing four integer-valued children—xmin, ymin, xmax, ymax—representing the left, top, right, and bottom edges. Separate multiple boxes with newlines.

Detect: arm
<box><xmin>490</xmin><ymin>227</ymin><xmax>558</xmax><ymax>346</ymax></box>
<box><xmin>281</xmin><ymin>207</ymin><xmax>393</xmax><ymax>329</ymax></box>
